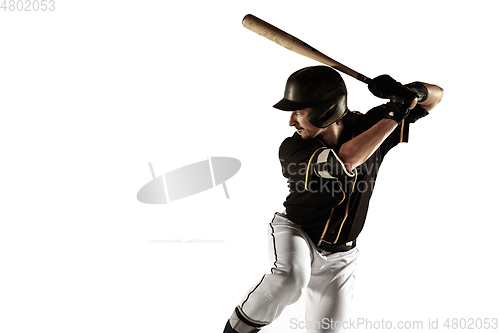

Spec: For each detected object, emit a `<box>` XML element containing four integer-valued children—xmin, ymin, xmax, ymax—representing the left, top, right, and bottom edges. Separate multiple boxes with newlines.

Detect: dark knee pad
<box><xmin>225</xmin><ymin>307</ymin><xmax>267</xmax><ymax>333</ymax></box>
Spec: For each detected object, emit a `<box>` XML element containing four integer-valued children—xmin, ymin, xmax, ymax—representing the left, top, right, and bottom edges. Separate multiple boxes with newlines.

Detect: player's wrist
<box><xmin>382</xmin><ymin>101</ymin><xmax>411</xmax><ymax>124</ymax></box>
<box><xmin>404</xmin><ymin>82</ymin><xmax>428</xmax><ymax>103</ymax></box>
<box><xmin>368</xmin><ymin>74</ymin><xmax>418</xmax><ymax>109</ymax></box>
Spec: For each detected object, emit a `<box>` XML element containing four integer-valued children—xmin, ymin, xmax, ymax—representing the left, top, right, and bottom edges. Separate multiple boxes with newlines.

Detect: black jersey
<box><xmin>279</xmin><ymin>106</ymin><xmax>411</xmax><ymax>246</ymax></box>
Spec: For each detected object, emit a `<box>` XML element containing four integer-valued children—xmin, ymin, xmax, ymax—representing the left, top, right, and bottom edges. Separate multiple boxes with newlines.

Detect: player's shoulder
<box><xmin>348</xmin><ymin>108</ymin><xmax>381</xmax><ymax>135</ymax></box>
<box><xmin>345</xmin><ymin>110</ymin><xmax>365</xmax><ymax>125</ymax></box>
<box><xmin>280</xmin><ymin>132</ymin><xmax>313</xmax><ymax>149</ymax></box>
<box><xmin>279</xmin><ymin>132</ymin><xmax>324</xmax><ymax>159</ymax></box>
<box><xmin>280</xmin><ymin>131</ymin><xmax>301</xmax><ymax>145</ymax></box>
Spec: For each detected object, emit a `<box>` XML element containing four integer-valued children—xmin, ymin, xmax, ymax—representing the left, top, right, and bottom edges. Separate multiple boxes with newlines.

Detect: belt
<box><xmin>318</xmin><ymin>239</ymin><xmax>356</xmax><ymax>253</ymax></box>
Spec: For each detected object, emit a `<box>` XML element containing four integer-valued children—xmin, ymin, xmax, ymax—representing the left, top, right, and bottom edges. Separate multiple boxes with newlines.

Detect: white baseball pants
<box><xmin>235</xmin><ymin>212</ymin><xmax>358</xmax><ymax>333</ymax></box>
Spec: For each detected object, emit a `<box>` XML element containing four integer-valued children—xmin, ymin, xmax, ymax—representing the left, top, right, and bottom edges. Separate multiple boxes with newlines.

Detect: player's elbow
<box><xmin>338</xmin><ymin>145</ymin><xmax>375</xmax><ymax>172</ymax></box>
<box><xmin>421</xmin><ymin>84</ymin><xmax>444</xmax><ymax>112</ymax></box>
<box><xmin>435</xmin><ymin>86</ymin><xmax>444</xmax><ymax>107</ymax></box>
<box><xmin>338</xmin><ymin>150</ymin><xmax>360</xmax><ymax>172</ymax></box>
<box><xmin>429</xmin><ymin>85</ymin><xmax>444</xmax><ymax>107</ymax></box>
<box><xmin>435</xmin><ymin>86</ymin><xmax>444</xmax><ymax>102</ymax></box>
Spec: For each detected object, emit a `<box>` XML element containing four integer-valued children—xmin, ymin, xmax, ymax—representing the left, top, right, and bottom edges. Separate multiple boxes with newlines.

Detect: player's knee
<box><xmin>275</xmin><ymin>269</ymin><xmax>307</xmax><ymax>305</ymax></box>
<box><xmin>280</xmin><ymin>266</ymin><xmax>309</xmax><ymax>294</ymax></box>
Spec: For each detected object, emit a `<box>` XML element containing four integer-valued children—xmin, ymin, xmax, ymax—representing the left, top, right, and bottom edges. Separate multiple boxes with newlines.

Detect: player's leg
<box><xmin>223</xmin><ymin>213</ymin><xmax>313</xmax><ymax>333</ymax></box>
<box><xmin>304</xmin><ymin>248</ymin><xmax>358</xmax><ymax>333</ymax></box>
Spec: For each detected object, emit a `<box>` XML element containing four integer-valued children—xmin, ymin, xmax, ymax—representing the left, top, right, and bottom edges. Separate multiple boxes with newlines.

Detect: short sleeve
<box><xmin>352</xmin><ymin>104</ymin><xmax>411</xmax><ymax>157</ymax></box>
<box><xmin>406</xmin><ymin>104</ymin><xmax>429</xmax><ymax>123</ymax></box>
<box><xmin>379</xmin><ymin>118</ymin><xmax>410</xmax><ymax>156</ymax></box>
<box><xmin>279</xmin><ymin>133</ymin><xmax>326</xmax><ymax>191</ymax></box>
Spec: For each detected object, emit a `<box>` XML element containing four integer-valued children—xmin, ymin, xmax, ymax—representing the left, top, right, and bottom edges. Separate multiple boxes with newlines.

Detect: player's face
<box><xmin>289</xmin><ymin>108</ymin><xmax>325</xmax><ymax>140</ymax></box>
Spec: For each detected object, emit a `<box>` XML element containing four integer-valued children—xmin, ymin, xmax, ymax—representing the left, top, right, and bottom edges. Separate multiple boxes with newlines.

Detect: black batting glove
<box><xmin>368</xmin><ymin>74</ymin><xmax>418</xmax><ymax>104</ymax></box>
<box><xmin>380</xmin><ymin>102</ymin><xmax>410</xmax><ymax>123</ymax></box>
<box><xmin>368</xmin><ymin>74</ymin><xmax>418</xmax><ymax>123</ymax></box>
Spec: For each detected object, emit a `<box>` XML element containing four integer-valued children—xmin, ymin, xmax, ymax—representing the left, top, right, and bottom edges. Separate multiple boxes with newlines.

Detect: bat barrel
<box><xmin>242</xmin><ymin>14</ymin><xmax>371</xmax><ymax>84</ymax></box>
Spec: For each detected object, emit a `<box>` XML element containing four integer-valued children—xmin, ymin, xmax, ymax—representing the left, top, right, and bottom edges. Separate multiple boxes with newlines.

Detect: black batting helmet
<box><xmin>273</xmin><ymin>66</ymin><xmax>347</xmax><ymax>128</ymax></box>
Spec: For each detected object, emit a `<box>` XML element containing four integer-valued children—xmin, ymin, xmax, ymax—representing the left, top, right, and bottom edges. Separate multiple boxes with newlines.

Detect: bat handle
<box><xmin>356</xmin><ymin>74</ymin><xmax>372</xmax><ymax>84</ymax></box>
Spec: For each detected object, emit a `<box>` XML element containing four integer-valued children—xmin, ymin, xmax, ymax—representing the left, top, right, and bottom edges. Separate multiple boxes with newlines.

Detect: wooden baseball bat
<box><xmin>242</xmin><ymin>14</ymin><xmax>371</xmax><ymax>84</ymax></box>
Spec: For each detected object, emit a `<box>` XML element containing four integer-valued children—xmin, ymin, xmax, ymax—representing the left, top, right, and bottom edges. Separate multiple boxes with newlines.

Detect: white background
<box><xmin>1</xmin><ymin>0</ymin><xmax>499</xmax><ymax>332</ymax></box>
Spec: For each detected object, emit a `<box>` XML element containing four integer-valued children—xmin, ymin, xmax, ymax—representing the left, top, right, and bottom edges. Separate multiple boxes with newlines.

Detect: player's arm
<box><xmin>315</xmin><ymin>110</ymin><xmax>402</xmax><ymax>176</ymax></box>
<box><xmin>319</xmin><ymin>76</ymin><xmax>444</xmax><ymax>175</ymax></box>
<box><xmin>335</xmin><ymin>75</ymin><xmax>437</xmax><ymax>172</ymax></box>
<box><xmin>404</xmin><ymin>81</ymin><xmax>444</xmax><ymax>111</ymax></box>
<box><xmin>415</xmin><ymin>83</ymin><xmax>444</xmax><ymax>111</ymax></box>
<box><xmin>338</xmin><ymin>118</ymin><xmax>398</xmax><ymax>171</ymax></box>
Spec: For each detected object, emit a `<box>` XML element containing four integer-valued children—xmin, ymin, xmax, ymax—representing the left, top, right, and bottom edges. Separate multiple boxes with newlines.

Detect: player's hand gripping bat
<box><xmin>242</xmin><ymin>14</ymin><xmax>372</xmax><ymax>84</ymax></box>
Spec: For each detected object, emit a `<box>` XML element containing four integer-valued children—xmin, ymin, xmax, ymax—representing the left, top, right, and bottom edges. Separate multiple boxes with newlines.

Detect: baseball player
<box><xmin>223</xmin><ymin>66</ymin><xmax>443</xmax><ymax>333</ymax></box>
